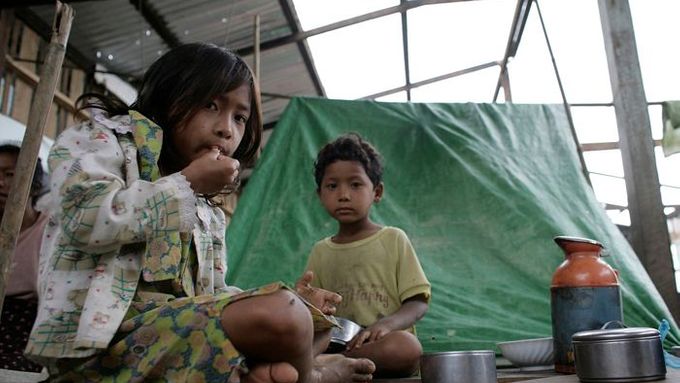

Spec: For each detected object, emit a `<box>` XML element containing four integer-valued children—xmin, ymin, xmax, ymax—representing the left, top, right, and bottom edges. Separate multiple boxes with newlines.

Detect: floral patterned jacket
<box><xmin>26</xmin><ymin>111</ymin><xmax>234</xmax><ymax>361</ymax></box>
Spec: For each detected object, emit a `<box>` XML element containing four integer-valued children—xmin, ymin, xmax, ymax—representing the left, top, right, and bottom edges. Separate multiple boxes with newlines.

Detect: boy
<box><xmin>305</xmin><ymin>133</ymin><xmax>431</xmax><ymax>378</ymax></box>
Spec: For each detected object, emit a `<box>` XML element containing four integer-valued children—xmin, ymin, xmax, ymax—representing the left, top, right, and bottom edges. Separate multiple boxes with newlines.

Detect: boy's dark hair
<box><xmin>77</xmin><ymin>42</ymin><xmax>262</xmax><ymax>172</ymax></box>
<box><xmin>313</xmin><ymin>133</ymin><xmax>383</xmax><ymax>191</ymax></box>
<box><xmin>0</xmin><ymin>144</ymin><xmax>44</xmax><ymax>205</ymax></box>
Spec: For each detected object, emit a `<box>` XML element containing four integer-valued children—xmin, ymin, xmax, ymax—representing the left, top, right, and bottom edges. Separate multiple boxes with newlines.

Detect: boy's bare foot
<box><xmin>312</xmin><ymin>354</ymin><xmax>375</xmax><ymax>383</ymax></box>
<box><xmin>241</xmin><ymin>356</ymin><xmax>373</xmax><ymax>383</ymax></box>
<box><xmin>243</xmin><ymin>362</ymin><xmax>298</xmax><ymax>383</ymax></box>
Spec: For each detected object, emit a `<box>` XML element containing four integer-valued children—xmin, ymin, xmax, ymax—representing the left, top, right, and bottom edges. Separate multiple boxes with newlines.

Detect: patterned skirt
<box><xmin>0</xmin><ymin>297</ymin><xmax>44</xmax><ymax>372</ymax></box>
<box><xmin>51</xmin><ymin>283</ymin><xmax>287</xmax><ymax>383</ymax></box>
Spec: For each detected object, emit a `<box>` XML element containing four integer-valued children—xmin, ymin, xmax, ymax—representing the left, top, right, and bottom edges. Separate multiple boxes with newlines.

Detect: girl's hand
<box><xmin>346</xmin><ymin>321</ymin><xmax>393</xmax><ymax>350</ymax></box>
<box><xmin>181</xmin><ymin>148</ymin><xmax>240</xmax><ymax>194</ymax></box>
<box><xmin>295</xmin><ymin>270</ymin><xmax>342</xmax><ymax>315</ymax></box>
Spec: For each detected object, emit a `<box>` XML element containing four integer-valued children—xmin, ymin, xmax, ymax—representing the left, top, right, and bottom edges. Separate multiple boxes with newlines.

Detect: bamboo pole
<box><xmin>0</xmin><ymin>2</ymin><xmax>74</xmax><ymax>319</ymax></box>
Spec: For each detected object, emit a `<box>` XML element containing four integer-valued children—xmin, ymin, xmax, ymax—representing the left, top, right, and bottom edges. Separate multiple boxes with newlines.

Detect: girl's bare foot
<box><xmin>312</xmin><ymin>354</ymin><xmax>375</xmax><ymax>383</ymax></box>
<box><xmin>243</xmin><ymin>362</ymin><xmax>298</xmax><ymax>383</ymax></box>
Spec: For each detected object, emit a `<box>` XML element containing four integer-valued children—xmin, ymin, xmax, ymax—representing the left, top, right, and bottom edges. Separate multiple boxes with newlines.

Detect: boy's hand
<box><xmin>295</xmin><ymin>270</ymin><xmax>342</xmax><ymax>315</ymax></box>
<box><xmin>346</xmin><ymin>297</ymin><xmax>429</xmax><ymax>350</ymax></box>
<box><xmin>346</xmin><ymin>321</ymin><xmax>393</xmax><ymax>350</ymax></box>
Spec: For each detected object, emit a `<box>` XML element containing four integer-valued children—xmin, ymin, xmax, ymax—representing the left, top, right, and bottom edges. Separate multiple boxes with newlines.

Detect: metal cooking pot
<box><xmin>420</xmin><ymin>350</ymin><xmax>496</xmax><ymax>383</ymax></box>
<box><xmin>572</xmin><ymin>324</ymin><xmax>666</xmax><ymax>382</ymax></box>
<box><xmin>326</xmin><ymin>317</ymin><xmax>362</xmax><ymax>353</ymax></box>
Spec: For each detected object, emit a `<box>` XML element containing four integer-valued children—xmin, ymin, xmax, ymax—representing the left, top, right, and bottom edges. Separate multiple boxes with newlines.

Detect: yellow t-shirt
<box><xmin>305</xmin><ymin>226</ymin><xmax>431</xmax><ymax>328</ymax></box>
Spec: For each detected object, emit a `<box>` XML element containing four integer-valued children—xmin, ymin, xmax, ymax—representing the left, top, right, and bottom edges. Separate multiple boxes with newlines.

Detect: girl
<box><xmin>25</xmin><ymin>43</ymin><xmax>374</xmax><ymax>383</ymax></box>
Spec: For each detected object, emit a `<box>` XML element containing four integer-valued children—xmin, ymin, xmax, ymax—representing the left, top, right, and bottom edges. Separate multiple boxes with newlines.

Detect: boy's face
<box><xmin>318</xmin><ymin>160</ymin><xmax>383</xmax><ymax>225</ymax></box>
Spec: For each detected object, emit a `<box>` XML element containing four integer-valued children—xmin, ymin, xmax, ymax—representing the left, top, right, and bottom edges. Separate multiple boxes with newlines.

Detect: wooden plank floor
<box><xmin>375</xmin><ymin>369</ymin><xmax>680</xmax><ymax>383</ymax></box>
<box><xmin>373</xmin><ymin>366</ymin><xmax>557</xmax><ymax>383</ymax></box>
<box><xmin>372</xmin><ymin>355</ymin><xmax>555</xmax><ymax>382</ymax></box>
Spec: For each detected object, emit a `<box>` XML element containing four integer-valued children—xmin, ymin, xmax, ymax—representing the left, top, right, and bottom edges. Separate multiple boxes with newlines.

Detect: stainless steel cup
<box><xmin>420</xmin><ymin>350</ymin><xmax>497</xmax><ymax>383</ymax></box>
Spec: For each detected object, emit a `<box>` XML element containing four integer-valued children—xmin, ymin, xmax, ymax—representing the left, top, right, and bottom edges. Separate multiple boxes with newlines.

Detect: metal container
<box><xmin>326</xmin><ymin>317</ymin><xmax>362</xmax><ymax>353</ymax></box>
<box><xmin>420</xmin><ymin>350</ymin><xmax>496</xmax><ymax>383</ymax></box>
<box><xmin>572</xmin><ymin>326</ymin><xmax>666</xmax><ymax>382</ymax></box>
<box><xmin>551</xmin><ymin>236</ymin><xmax>622</xmax><ymax>373</ymax></box>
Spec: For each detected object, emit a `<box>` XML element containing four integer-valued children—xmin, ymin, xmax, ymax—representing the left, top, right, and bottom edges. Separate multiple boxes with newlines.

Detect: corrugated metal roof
<box><xmin>22</xmin><ymin>0</ymin><xmax>321</xmax><ymax>124</ymax></box>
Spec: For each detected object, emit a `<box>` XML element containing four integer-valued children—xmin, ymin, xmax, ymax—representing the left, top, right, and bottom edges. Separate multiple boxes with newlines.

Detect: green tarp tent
<box><xmin>226</xmin><ymin>97</ymin><xmax>679</xmax><ymax>352</ymax></box>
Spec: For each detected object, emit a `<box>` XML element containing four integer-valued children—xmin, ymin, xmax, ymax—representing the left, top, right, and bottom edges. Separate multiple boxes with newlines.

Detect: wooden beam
<box><xmin>362</xmin><ymin>60</ymin><xmax>498</xmax><ymax>100</ymax></box>
<box><xmin>237</xmin><ymin>0</ymin><xmax>469</xmax><ymax>57</ymax></box>
<box><xmin>598</xmin><ymin>0</ymin><xmax>680</xmax><ymax>320</ymax></box>
<box><xmin>400</xmin><ymin>0</ymin><xmax>412</xmax><ymax>101</ymax></box>
<box><xmin>14</xmin><ymin>7</ymin><xmax>94</xmax><ymax>72</ymax></box>
<box><xmin>581</xmin><ymin>139</ymin><xmax>662</xmax><ymax>152</ymax></box>
<box><xmin>5</xmin><ymin>54</ymin><xmax>86</xmax><ymax>119</ymax></box>
<box><xmin>277</xmin><ymin>0</ymin><xmax>324</xmax><ymax>96</ymax></box>
<box><xmin>1</xmin><ymin>0</ymin><xmax>99</xmax><ymax>8</ymax></box>
<box><xmin>12</xmin><ymin>20</ymin><xmax>41</xmax><ymax>123</ymax></box>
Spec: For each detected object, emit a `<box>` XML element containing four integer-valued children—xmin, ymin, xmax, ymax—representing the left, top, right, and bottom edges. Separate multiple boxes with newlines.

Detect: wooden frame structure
<box><xmin>1</xmin><ymin>0</ymin><xmax>678</xmax><ymax>320</ymax></box>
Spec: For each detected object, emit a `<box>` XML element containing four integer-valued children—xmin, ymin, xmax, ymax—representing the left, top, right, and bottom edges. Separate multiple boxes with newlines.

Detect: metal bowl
<box><xmin>326</xmin><ymin>317</ymin><xmax>362</xmax><ymax>353</ymax></box>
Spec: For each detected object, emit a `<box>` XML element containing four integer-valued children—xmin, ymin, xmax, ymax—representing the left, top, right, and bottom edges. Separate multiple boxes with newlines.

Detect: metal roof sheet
<box><xmin>21</xmin><ymin>0</ymin><xmax>320</xmax><ymax>124</ymax></box>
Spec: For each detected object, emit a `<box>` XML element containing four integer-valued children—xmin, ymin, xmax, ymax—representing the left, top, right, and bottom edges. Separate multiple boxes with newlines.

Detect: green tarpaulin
<box><xmin>226</xmin><ymin>97</ymin><xmax>679</xmax><ymax>352</ymax></box>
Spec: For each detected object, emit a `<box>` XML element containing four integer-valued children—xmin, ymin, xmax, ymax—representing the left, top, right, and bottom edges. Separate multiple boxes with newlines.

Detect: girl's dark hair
<box><xmin>313</xmin><ymin>133</ymin><xmax>383</xmax><ymax>191</ymax></box>
<box><xmin>0</xmin><ymin>144</ymin><xmax>45</xmax><ymax>205</ymax></box>
<box><xmin>77</xmin><ymin>42</ymin><xmax>262</xmax><ymax>174</ymax></box>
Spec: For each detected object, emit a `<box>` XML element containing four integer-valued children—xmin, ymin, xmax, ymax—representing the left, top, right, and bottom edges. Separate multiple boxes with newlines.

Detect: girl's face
<box><xmin>317</xmin><ymin>160</ymin><xmax>383</xmax><ymax>225</ymax></box>
<box><xmin>172</xmin><ymin>83</ymin><xmax>251</xmax><ymax>167</ymax></box>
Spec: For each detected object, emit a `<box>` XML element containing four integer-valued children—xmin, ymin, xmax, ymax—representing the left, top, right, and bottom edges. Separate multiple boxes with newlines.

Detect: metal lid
<box><xmin>553</xmin><ymin>235</ymin><xmax>603</xmax><ymax>247</ymax></box>
<box><xmin>572</xmin><ymin>327</ymin><xmax>659</xmax><ymax>342</ymax></box>
<box><xmin>422</xmin><ymin>350</ymin><xmax>495</xmax><ymax>357</ymax></box>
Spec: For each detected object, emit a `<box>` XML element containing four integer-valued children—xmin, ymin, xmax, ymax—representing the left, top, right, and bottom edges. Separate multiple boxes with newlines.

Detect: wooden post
<box><xmin>0</xmin><ymin>9</ymin><xmax>14</xmax><ymax>114</ymax></box>
<box><xmin>253</xmin><ymin>14</ymin><xmax>260</xmax><ymax>82</ymax></box>
<box><xmin>598</xmin><ymin>0</ymin><xmax>680</xmax><ymax>321</ymax></box>
<box><xmin>0</xmin><ymin>9</ymin><xmax>14</xmax><ymax>79</ymax></box>
<box><xmin>0</xmin><ymin>2</ymin><xmax>73</xmax><ymax>319</ymax></box>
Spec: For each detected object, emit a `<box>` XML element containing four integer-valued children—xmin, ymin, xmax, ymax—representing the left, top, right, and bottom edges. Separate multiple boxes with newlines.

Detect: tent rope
<box><xmin>535</xmin><ymin>0</ymin><xmax>592</xmax><ymax>186</ymax></box>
